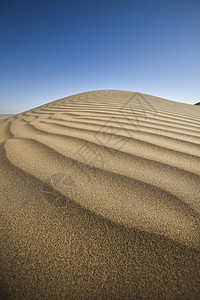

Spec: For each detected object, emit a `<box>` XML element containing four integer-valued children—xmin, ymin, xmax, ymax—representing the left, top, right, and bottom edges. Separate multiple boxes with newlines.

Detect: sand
<box><xmin>0</xmin><ymin>90</ymin><xmax>200</xmax><ymax>299</ymax></box>
<box><xmin>0</xmin><ymin>115</ymin><xmax>13</xmax><ymax>125</ymax></box>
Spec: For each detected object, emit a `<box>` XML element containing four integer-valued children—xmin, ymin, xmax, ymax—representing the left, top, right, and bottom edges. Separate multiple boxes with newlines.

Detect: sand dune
<box><xmin>0</xmin><ymin>115</ymin><xmax>13</xmax><ymax>126</ymax></box>
<box><xmin>0</xmin><ymin>90</ymin><xmax>200</xmax><ymax>299</ymax></box>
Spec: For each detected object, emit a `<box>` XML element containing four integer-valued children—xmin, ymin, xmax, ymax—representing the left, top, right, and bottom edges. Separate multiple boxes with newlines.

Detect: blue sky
<box><xmin>0</xmin><ymin>0</ymin><xmax>200</xmax><ymax>113</ymax></box>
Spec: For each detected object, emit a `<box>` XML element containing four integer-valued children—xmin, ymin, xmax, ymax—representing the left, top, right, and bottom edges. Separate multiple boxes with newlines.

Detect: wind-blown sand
<box><xmin>0</xmin><ymin>90</ymin><xmax>200</xmax><ymax>299</ymax></box>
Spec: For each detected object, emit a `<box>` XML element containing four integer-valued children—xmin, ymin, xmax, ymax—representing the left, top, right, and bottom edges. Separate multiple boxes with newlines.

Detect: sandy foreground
<box><xmin>0</xmin><ymin>90</ymin><xmax>200</xmax><ymax>299</ymax></box>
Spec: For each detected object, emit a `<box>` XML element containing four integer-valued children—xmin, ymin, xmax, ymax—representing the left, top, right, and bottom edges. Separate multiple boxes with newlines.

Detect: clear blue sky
<box><xmin>0</xmin><ymin>0</ymin><xmax>200</xmax><ymax>113</ymax></box>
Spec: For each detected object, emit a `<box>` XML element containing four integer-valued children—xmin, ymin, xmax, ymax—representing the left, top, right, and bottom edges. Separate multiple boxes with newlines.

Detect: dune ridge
<box><xmin>0</xmin><ymin>90</ymin><xmax>200</xmax><ymax>299</ymax></box>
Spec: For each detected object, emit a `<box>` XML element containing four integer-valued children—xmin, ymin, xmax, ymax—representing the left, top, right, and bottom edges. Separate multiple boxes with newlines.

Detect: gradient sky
<box><xmin>0</xmin><ymin>0</ymin><xmax>200</xmax><ymax>113</ymax></box>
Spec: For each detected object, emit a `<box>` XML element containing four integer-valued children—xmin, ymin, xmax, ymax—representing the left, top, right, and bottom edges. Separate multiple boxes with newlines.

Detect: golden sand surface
<box><xmin>0</xmin><ymin>90</ymin><xmax>200</xmax><ymax>299</ymax></box>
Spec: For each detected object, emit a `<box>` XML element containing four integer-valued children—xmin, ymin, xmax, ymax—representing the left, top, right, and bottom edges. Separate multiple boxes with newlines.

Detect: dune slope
<box><xmin>0</xmin><ymin>90</ymin><xmax>200</xmax><ymax>299</ymax></box>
